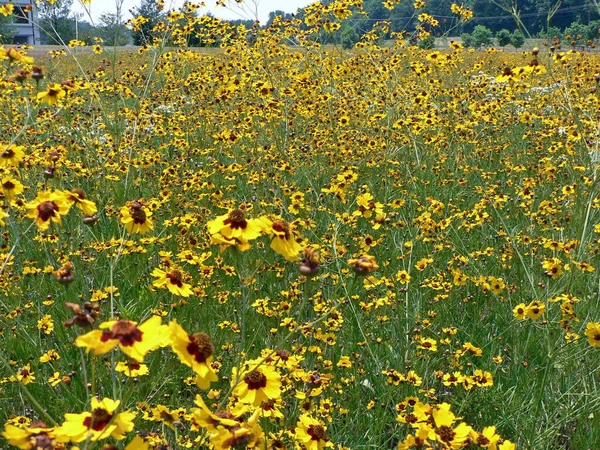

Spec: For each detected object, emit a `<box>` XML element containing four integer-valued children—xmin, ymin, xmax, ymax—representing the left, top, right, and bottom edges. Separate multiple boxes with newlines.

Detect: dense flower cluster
<box><xmin>1</xmin><ymin>0</ymin><xmax>600</xmax><ymax>448</ymax></box>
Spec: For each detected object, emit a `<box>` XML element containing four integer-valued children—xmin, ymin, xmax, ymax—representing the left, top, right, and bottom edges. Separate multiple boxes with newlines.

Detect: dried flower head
<box><xmin>64</xmin><ymin>301</ymin><xmax>100</xmax><ymax>328</ymax></box>
<box><xmin>299</xmin><ymin>247</ymin><xmax>320</xmax><ymax>277</ymax></box>
<box><xmin>53</xmin><ymin>261</ymin><xmax>75</xmax><ymax>285</ymax></box>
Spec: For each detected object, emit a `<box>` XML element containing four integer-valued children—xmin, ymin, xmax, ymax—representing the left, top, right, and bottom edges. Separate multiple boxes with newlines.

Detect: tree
<box><xmin>341</xmin><ymin>25</ymin><xmax>359</xmax><ymax>49</ymax></box>
<box><xmin>98</xmin><ymin>13</ymin><xmax>130</xmax><ymax>46</ymax></box>
<box><xmin>470</xmin><ymin>25</ymin><xmax>493</xmax><ymax>47</ymax></box>
<box><xmin>129</xmin><ymin>0</ymin><xmax>165</xmax><ymax>46</ymax></box>
<box><xmin>0</xmin><ymin>13</ymin><xmax>16</xmax><ymax>44</ymax></box>
<box><xmin>496</xmin><ymin>28</ymin><xmax>511</xmax><ymax>47</ymax></box>
<box><xmin>510</xmin><ymin>29</ymin><xmax>526</xmax><ymax>48</ymax></box>
<box><xmin>37</xmin><ymin>0</ymin><xmax>76</xmax><ymax>44</ymax></box>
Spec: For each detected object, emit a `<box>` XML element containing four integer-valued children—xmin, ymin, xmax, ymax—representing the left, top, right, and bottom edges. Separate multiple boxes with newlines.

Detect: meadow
<box><xmin>1</xmin><ymin>2</ymin><xmax>600</xmax><ymax>449</ymax></box>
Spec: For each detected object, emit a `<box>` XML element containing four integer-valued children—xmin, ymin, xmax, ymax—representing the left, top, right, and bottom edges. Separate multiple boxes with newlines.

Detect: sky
<box><xmin>71</xmin><ymin>0</ymin><xmax>314</xmax><ymax>24</ymax></box>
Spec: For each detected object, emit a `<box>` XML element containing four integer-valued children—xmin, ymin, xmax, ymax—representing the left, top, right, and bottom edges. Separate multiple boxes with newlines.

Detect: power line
<box><xmin>339</xmin><ymin>3</ymin><xmax>595</xmax><ymax>22</ymax></box>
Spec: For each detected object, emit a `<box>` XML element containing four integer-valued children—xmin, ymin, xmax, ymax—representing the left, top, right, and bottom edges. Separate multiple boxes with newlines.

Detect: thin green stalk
<box><xmin>0</xmin><ymin>354</ymin><xmax>57</xmax><ymax>426</ymax></box>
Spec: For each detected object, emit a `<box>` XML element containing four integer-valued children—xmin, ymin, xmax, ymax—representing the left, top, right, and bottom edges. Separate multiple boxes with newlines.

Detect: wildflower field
<box><xmin>2</xmin><ymin>1</ymin><xmax>600</xmax><ymax>449</ymax></box>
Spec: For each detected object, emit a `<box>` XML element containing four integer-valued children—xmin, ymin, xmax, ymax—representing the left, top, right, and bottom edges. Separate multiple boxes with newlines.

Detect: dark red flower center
<box><xmin>83</xmin><ymin>408</ymin><xmax>112</xmax><ymax>431</ymax></box>
<box><xmin>262</xmin><ymin>399</ymin><xmax>276</xmax><ymax>411</ymax></box>
<box><xmin>128</xmin><ymin>359</ymin><xmax>141</xmax><ymax>370</ymax></box>
<box><xmin>477</xmin><ymin>435</ymin><xmax>491</xmax><ymax>445</ymax></box>
<box><xmin>224</xmin><ymin>209</ymin><xmax>247</xmax><ymax>229</ymax></box>
<box><xmin>71</xmin><ymin>188</ymin><xmax>86</xmax><ymax>200</ymax></box>
<box><xmin>186</xmin><ymin>332</ymin><xmax>213</xmax><ymax>363</ymax></box>
<box><xmin>101</xmin><ymin>320</ymin><xmax>143</xmax><ymax>347</ymax></box>
<box><xmin>244</xmin><ymin>370</ymin><xmax>267</xmax><ymax>390</ymax></box>
<box><xmin>166</xmin><ymin>270</ymin><xmax>183</xmax><ymax>287</ymax></box>
<box><xmin>272</xmin><ymin>220</ymin><xmax>291</xmax><ymax>239</ymax></box>
<box><xmin>130</xmin><ymin>204</ymin><xmax>147</xmax><ymax>224</ymax></box>
<box><xmin>437</xmin><ymin>425</ymin><xmax>456</xmax><ymax>443</ymax></box>
<box><xmin>307</xmin><ymin>424</ymin><xmax>328</xmax><ymax>441</ymax></box>
<box><xmin>37</xmin><ymin>201</ymin><xmax>59</xmax><ymax>222</ymax></box>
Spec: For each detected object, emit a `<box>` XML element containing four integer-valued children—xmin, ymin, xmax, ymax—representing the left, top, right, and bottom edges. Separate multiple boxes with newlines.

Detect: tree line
<box><xmin>1</xmin><ymin>0</ymin><xmax>599</xmax><ymax>47</ymax></box>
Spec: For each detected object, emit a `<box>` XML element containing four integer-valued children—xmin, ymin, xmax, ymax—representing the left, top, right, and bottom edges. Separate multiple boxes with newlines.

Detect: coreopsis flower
<box><xmin>0</xmin><ymin>4</ymin><xmax>14</xmax><ymax>16</ymax></box>
<box><xmin>169</xmin><ymin>320</ymin><xmax>218</xmax><ymax>389</ymax></box>
<box><xmin>191</xmin><ymin>394</ymin><xmax>240</xmax><ymax>433</ymax></box>
<box><xmin>37</xmin><ymin>83</ymin><xmax>66</xmax><ymax>106</ymax></box>
<box><xmin>0</xmin><ymin>144</ymin><xmax>25</xmax><ymax>167</ymax></box>
<box><xmin>450</xmin><ymin>3</ymin><xmax>473</xmax><ymax>22</ymax></box>
<box><xmin>115</xmin><ymin>360</ymin><xmax>149</xmax><ymax>377</ymax></box>
<box><xmin>6</xmin><ymin>47</ymin><xmax>34</xmax><ymax>64</ymax></box>
<box><xmin>9</xmin><ymin>364</ymin><xmax>35</xmax><ymax>384</ymax></box>
<box><xmin>207</xmin><ymin>208</ymin><xmax>264</xmax><ymax>241</ymax></box>
<box><xmin>75</xmin><ymin>316</ymin><xmax>170</xmax><ymax>362</ymax></box>
<box><xmin>1</xmin><ymin>177</ymin><xmax>24</xmax><ymax>202</ymax></box>
<box><xmin>260</xmin><ymin>217</ymin><xmax>303</xmax><ymax>261</ymax></box>
<box><xmin>120</xmin><ymin>200</ymin><xmax>153</xmax><ymax>234</ymax></box>
<box><xmin>294</xmin><ymin>414</ymin><xmax>333</xmax><ymax>450</ymax></box>
<box><xmin>39</xmin><ymin>349</ymin><xmax>60</xmax><ymax>363</ymax></box>
<box><xmin>259</xmin><ymin>397</ymin><xmax>284</xmax><ymax>419</ymax></box>
<box><xmin>151</xmin><ymin>266</ymin><xmax>193</xmax><ymax>297</ymax></box>
<box><xmin>525</xmin><ymin>300</ymin><xmax>546</xmax><ymax>320</ymax></box>
<box><xmin>348</xmin><ymin>255</ymin><xmax>379</xmax><ymax>275</ymax></box>
<box><xmin>471</xmin><ymin>369</ymin><xmax>493</xmax><ymax>387</ymax></box>
<box><xmin>2</xmin><ymin>422</ymin><xmax>59</xmax><ymax>450</ymax></box>
<box><xmin>470</xmin><ymin>426</ymin><xmax>500</xmax><ymax>448</ymax></box>
<box><xmin>432</xmin><ymin>405</ymin><xmax>472</xmax><ymax>448</ymax></box>
<box><xmin>150</xmin><ymin>405</ymin><xmax>184</xmax><ymax>430</ymax></box>
<box><xmin>0</xmin><ymin>208</ymin><xmax>7</xmax><ymax>226</ymax></box>
<box><xmin>513</xmin><ymin>303</ymin><xmax>528</xmax><ymax>320</ymax></box>
<box><xmin>585</xmin><ymin>322</ymin><xmax>600</xmax><ymax>347</ymax></box>
<box><xmin>299</xmin><ymin>247</ymin><xmax>320</xmax><ymax>277</ymax></box>
<box><xmin>210</xmin><ymin>232</ymin><xmax>251</xmax><ymax>252</ymax></box>
<box><xmin>25</xmin><ymin>190</ymin><xmax>71</xmax><ymax>231</ymax></box>
<box><xmin>232</xmin><ymin>358</ymin><xmax>282</xmax><ymax>406</ymax></box>
<box><xmin>396</xmin><ymin>270</ymin><xmax>411</xmax><ymax>284</ymax></box>
<box><xmin>56</xmin><ymin>397</ymin><xmax>135</xmax><ymax>442</ymax></box>
<box><xmin>397</xmin><ymin>424</ymin><xmax>432</xmax><ymax>450</ymax></box>
<box><xmin>542</xmin><ymin>257</ymin><xmax>568</xmax><ymax>279</ymax></box>
<box><xmin>37</xmin><ymin>314</ymin><xmax>54</xmax><ymax>334</ymax></box>
<box><xmin>63</xmin><ymin>189</ymin><xmax>97</xmax><ymax>216</ymax></box>
<box><xmin>210</xmin><ymin>410</ymin><xmax>264</xmax><ymax>450</ymax></box>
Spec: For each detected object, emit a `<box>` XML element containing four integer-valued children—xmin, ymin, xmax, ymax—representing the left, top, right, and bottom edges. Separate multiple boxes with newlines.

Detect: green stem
<box><xmin>0</xmin><ymin>354</ymin><xmax>57</xmax><ymax>426</ymax></box>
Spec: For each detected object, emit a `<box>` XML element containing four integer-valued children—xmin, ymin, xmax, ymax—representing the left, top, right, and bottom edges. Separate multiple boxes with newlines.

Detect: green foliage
<box><xmin>129</xmin><ymin>0</ymin><xmax>165</xmax><ymax>46</ymax></box>
<box><xmin>97</xmin><ymin>13</ymin><xmax>130</xmax><ymax>46</ymax></box>
<box><xmin>463</xmin><ymin>25</ymin><xmax>493</xmax><ymax>48</ymax></box>
<box><xmin>461</xmin><ymin>32</ymin><xmax>473</xmax><ymax>48</ymax></box>
<box><xmin>564</xmin><ymin>22</ymin><xmax>590</xmax><ymax>45</ymax></box>
<box><xmin>562</xmin><ymin>20</ymin><xmax>600</xmax><ymax>46</ymax></box>
<box><xmin>37</xmin><ymin>0</ymin><xmax>76</xmax><ymax>44</ymax></box>
<box><xmin>0</xmin><ymin>13</ymin><xmax>16</xmax><ymax>44</ymax></box>
<box><xmin>510</xmin><ymin>30</ymin><xmax>526</xmax><ymax>48</ymax></box>
<box><xmin>341</xmin><ymin>25</ymin><xmax>359</xmax><ymax>49</ymax></box>
<box><xmin>542</xmin><ymin>25</ymin><xmax>563</xmax><ymax>41</ymax></box>
<box><xmin>496</xmin><ymin>29</ymin><xmax>511</xmax><ymax>47</ymax></box>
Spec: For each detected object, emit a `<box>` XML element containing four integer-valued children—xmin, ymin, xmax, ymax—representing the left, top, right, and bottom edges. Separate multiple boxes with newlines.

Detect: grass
<box><xmin>1</xmin><ymin>6</ymin><xmax>600</xmax><ymax>450</ymax></box>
